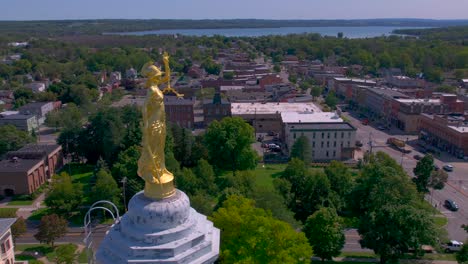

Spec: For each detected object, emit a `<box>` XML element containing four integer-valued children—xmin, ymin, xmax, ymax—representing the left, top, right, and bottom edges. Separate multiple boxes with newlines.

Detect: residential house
<box><xmin>18</xmin><ymin>101</ymin><xmax>54</xmax><ymax>125</ymax></box>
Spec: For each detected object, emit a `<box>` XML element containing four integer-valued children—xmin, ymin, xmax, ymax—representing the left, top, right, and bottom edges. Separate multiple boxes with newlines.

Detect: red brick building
<box><xmin>0</xmin><ymin>144</ymin><xmax>63</xmax><ymax>195</ymax></box>
<box><xmin>259</xmin><ymin>75</ymin><xmax>283</xmax><ymax>90</ymax></box>
<box><xmin>164</xmin><ymin>96</ymin><xmax>195</xmax><ymax>129</ymax></box>
<box><xmin>418</xmin><ymin>114</ymin><xmax>468</xmax><ymax>158</ymax></box>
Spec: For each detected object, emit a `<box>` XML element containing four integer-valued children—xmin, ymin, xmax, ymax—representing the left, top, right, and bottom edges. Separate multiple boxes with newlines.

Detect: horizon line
<box><xmin>2</xmin><ymin>18</ymin><xmax>468</xmax><ymax>22</ymax></box>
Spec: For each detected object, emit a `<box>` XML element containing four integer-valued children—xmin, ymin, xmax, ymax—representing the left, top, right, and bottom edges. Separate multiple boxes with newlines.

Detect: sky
<box><xmin>1</xmin><ymin>0</ymin><xmax>468</xmax><ymax>21</ymax></box>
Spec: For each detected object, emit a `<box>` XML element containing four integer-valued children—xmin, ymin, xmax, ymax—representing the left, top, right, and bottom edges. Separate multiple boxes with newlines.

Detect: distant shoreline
<box><xmin>0</xmin><ymin>19</ymin><xmax>465</xmax><ymax>37</ymax></box>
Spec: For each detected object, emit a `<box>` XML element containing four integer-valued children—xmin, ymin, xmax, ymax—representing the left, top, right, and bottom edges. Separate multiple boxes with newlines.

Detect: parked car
<box><xmin>434</xmin><ymin>165</ymin><xmax>440</xmax><ymax>171</ymax></box>
<box><xmin>413</xmin><ymin>154</ymin><xmax>422</xmax><ymax>160</ymax></box>
<box><xmin>444</xmin><ymin>199</ymin><xmax>459</xmax><ymax>212</ymax></box>
<box><xmin>377</xmin><ymin>125</ymin><xmax>387</xmax><ymax>130</ymax></box>
<box><xmin>443</xmin><ymin>240</ymin><xmax>464</xmax><ymax>253</ymax></box>
<box><xmin>443</xmin><ymin>164</ymin><xmax>454</xmax><ymax>172</ymax></box>
<box><xmin>355</xmin><ymin>140</ymin><xmax>363</xmax><ymax>147</ymax></box>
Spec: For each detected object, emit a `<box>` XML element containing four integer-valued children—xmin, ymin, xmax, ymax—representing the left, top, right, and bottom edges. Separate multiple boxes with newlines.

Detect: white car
<box><xmin>443</xmin><ymin>164</ymin><xmax>454</xmax><ymax>172</ymax></box>
<box><xmin>443</xmin><ymin>240</ymin><xmax>464</xmax><ymax>253</ymax></box>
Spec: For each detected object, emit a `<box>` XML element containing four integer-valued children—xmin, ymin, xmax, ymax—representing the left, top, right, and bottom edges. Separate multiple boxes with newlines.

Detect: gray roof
<box><xmin>16</xmin><ymin>144</ymin><xmax>61</xmax><ymax>157</ymax></box>
<box><xmin>0</xmin><ymin>218</ymin><xmax>16</xmax><ymax>235</ymax></box>
<box><xmin>0</xmin><ymin>114</ymin><xmax>35</xmax><ymax>120</ymax></box>
<box><xmin>164</xmin><ymin>96</ymin><xmax>194</xmax><ymax>106</ymax></box>
<box><xmin>290</xmin><ymin>122</ymin><xmax>356</xmax><ymax>131</ymax></box>
<box><xmin>0</xmin><ymin>158</ymin><xmax>43</xmax><ymax>173</ymax></box>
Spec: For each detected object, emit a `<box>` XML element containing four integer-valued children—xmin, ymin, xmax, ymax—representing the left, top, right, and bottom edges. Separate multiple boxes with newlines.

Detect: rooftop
<box><xmin>334</xmin><ymin>77</ymin><xmax>376</xmax><ymax>84</ymax></box>
<box><xmin>281</xmin><ymin>111</ymin><xmax>342</xmax><ymax>123</ymax></box>
<box><xmin>0</xmin><ymin>218</ymin><xmax>16</xmax><ymax>235</ymax></box>
<box><xmin>364</xmin><ymin>86</ymin><xmax>409</xmax><ymax>99</ymax></box>
<box><xmin>164</xmin><ymin>96</ymin><xmax>194</xmax><ymax>106</ymax></box>
<box><xmin>0</xmin><ymin>113</ymin><xmax>36</xmax><ymax>120</ymax></box>
<box><xmin>0</xmin><ymin>157</ymin><xmax>43</xmax><ymax>173</ymax></box>
<box><xmin>231</xmin><ymin>102</ymin><xmax>321</xmax><ymax>115</ymax></box>
<box><xmin>395</xmin><ymin>98</ymin><xmax>441</xmax><ymax>104</ymax></box>
<box><xmin>12</xmin><ymin>143</ymin><xmax>61</xmax><ymax>157</ymax></box>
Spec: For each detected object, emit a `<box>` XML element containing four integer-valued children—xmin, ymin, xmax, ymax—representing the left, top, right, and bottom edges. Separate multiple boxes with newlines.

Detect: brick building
<box><xmin>418</xmin><ymin>114</ymin><xmax>468</xmax><ymax>158</ymax></box>
<box><xmin>164</xmin><ymin>96</ymin><xmax>195</xmax><ymax>129</ymax></box>
<box><xmin>0</xmin><ymin>144</ymin><xmax>63</xmax><ymax>196</ymax></box>
<box><xmin>203</xmin><ymin>92</ymin><xmax>231</xmax><ymax>126</ymax></box>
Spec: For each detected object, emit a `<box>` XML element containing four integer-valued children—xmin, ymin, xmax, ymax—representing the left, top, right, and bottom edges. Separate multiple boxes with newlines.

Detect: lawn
<box><xmin>15</xmin><ymin>254</ymin><xmax>44</xmax><ymax>264</ymax></box>
<box><xmin>16</xmin><ymin>243</ymin><xmax>79</xmax><ymax>262</ymax></box>
<box><xmin>253</xmin><ymin>164</ymin><xmax>286</xmax><ymax>190</ymax></box>
<box><xmin>0</xmin><ymin>207</ymin><xmax>18</xmax><ymax>217</ymax></box>
<box><xmin>252</xmin><ymin>164</ymin><xmax>324</xmax><ymax>190</ymax></box>
<box><xmin>8</xmin><ymin>200</ymin><xmax>34</xmax><ymax>206</ymax></box>
<box><xmin>28</xmin><ymin>208</ymin><xmax>50</xmax><ymax>221</ymax></box>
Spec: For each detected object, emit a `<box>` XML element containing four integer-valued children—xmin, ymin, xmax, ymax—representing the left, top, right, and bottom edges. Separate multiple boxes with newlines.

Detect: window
<box><xmin>326</xmin><ymin>151</ymin><xmax>329</xmax><ymax>157</ymax></box>
<box><xmin>293</xmin><ymin>133</ymin><xmax>296</xmax><ymax>139</ymax></box>
<box><xmin>334</xmin><ymin>142</ymin><xmax>337</xmax><ymax>147</ymax></box>
<box><xmin>312</xmin><ymin>142</ymin><xmax>315</xmax><ymax>147</ymax></box>
<box><xmin>333</xmin><ymin>150</ymin><xmax>336</xmax><ymax>157</ymax></box>
<box><xmin>322</xmin><ymin>132</ymin><xmax>324</xmax><ymax>139</ymax></box>
<box><xmin>313</xmin><ymin>132</ymin><xmax>316</xmax><ymax>139</ymax></box>
<box><xmin>334</xmin><ymin>132</ymin><xmax>337</xmax><ymax>138</ymax></box>
<box><xmin>348</xmin><ymin>132</ymin><xmax>351</xmax><ymax>138</ymax></box>
<box><xmin>327</xmin><ymin>133</ymin><xmax>330</xmax><ymax>138</ymax></box>
<box><xmin>348</xmin><ymin>141</ymin><xmax>350</xmax><ymax>147</ymax></box>
<box><xmin>340</xmin><ymin>142</ymin><xmax>343</xmax><ymax>147</ymax></box>
<box><xmin>341</xmin><ymin>132</ymin><xmax>344</xmax><ymax>138</ymax></box>
<box><xmin>327</xmin><ymin>142</ymin><xmax>330</xmax><ymax>147</ymax></box>
<box><xmin>321</xmin><ymin>142</ymin><xmax>324</xmax><ymax>147</ymax></box>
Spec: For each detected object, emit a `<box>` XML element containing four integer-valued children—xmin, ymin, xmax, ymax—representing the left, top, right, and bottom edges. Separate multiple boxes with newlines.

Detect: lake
<box><xmin>109</xmin><ymin>26</ymin><xmax>427</xmax><ymax>38</ymax></box>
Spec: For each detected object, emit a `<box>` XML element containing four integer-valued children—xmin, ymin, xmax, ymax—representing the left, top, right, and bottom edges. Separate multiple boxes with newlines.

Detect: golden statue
<box><xmin>138</xmin><ymin>52</ymin><xmax>183</xmax><ymax>200</ymax></box>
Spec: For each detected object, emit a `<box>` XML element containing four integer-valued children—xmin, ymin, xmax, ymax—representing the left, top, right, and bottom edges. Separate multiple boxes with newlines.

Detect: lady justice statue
<box><xmin>138</xmin><ymin>52</ymin><xmax>183</xmax><ymax>200</ymax></box>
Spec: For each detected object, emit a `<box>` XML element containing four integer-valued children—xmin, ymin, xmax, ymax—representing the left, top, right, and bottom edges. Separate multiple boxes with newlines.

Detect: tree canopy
<box><xmin>211</xmin><ymin>195</ymin><xmax>312</xmax><ymax>264</ymax></box>
<box><xmin>204</xmin><ymin>117</ymin><xmax>258</xmax><ymax>175</ymax></box>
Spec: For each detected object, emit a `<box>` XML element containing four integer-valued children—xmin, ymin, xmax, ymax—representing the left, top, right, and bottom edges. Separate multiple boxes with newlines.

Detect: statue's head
<box><xmin>141</xmin><ymin>62</ymin><xmax>162</xmax><ymax>78</ymax></box>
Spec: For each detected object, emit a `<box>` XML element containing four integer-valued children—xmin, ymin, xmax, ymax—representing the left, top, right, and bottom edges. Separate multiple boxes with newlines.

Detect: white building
<box><xmin>282</xmin><ymin>112</ymin><xmax>357</xmax><ymax>162</ymax></box>
<box><xmin>0</xmin><ymin>218</ymin><xmax>16</xmax><ymax>264</ymax></box>
<box><xmin>25</xmin><ymin>82</ymin><xmax>46</xmax><ymax>93</ymax></box>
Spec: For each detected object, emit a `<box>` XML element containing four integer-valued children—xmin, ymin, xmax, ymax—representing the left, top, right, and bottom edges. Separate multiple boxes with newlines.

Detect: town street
<box><xmin>343</xmin><ymin>111</ymin><xmax>468</xmax><ymax>242</ymax></box>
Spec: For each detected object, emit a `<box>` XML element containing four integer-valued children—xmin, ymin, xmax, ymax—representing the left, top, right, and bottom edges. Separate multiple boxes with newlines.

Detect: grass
<box><xmin>15</xmin><ymin>255</ymin><xmax>44</xmax><ymax>264</ymax></box>
<box><xmin>0</xmin><ymin>207</ymin><xmax>18</xmax><ymax>217</ymax></box>
<box><xmin>433</xmin><ymin>215</ymin><xmax>448</xmax><ymax>227</ymax></box>
<box><xmin>28</xmin><ymin>208</ymin><xmax>50</xmax><ymax>221</ymax></box>
<box><xmin>78</xmin><ymin>249</ymin><xmax>90</xmax><ymax>263</ymax></box>
<box><xmin>8</xmin><ymin>200</ymin><xmax>34</xmax><ymax>206</ymax></box>
<box><xmin>253</xmin><ymin>164</ymin><xmax>286</xmax><ymax>190</ymax></box>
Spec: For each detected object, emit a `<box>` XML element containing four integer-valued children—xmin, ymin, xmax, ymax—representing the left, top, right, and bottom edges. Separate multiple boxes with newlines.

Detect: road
<box><xmin>343</xmin><ymin>111</ymin><xmax>468</xmax><ymax>242</ymax></box>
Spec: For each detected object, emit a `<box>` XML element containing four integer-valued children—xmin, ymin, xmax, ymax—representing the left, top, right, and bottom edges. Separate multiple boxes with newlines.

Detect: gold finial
<box><xmin>137</xmin><ymin>53</ymin><xmax>182</xmax><ymax>200</ymax></box>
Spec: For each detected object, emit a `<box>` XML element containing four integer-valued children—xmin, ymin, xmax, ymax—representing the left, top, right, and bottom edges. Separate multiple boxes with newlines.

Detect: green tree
<box><xmin>34</xmin><ymin>214</ymin><xmax>68</xmax><ymax>247</ymax></box>
<box><xmin>211</xmin><ymin>195</ymin><xmax>312</xmax><ymax>264</ymax></box>
<box><xmin>55</xmin><ymin>244</ymin><xmax>77</xmax><ymax>264</ymax></box>
<box><xmin>303</xmin><ymin>207</ymin><xmax>345</xmax><ymax>261</ymax></box>
<box><xmin>11</xmin><ymin>217</ymin><xmax>27</xmax><ymax>242</ymax></box>
<box><xmin>325</xmin><ymin>91</ymin><xmax>338</xmax><ymax>109</ymax></box>
<box><xmin>311</xmin><ymin>86</ymin><xmax>323</xmax><ymax>100</ymax></box>
<box><xmin>111</xmin><ymin>145</ymin><xmax>143</xmax><ymax>202</ymax></box>
<box><xmin>90</xmin><ymin>169</ymin><xmax>120</xmax><ymax>206</ymax></box>
<box><xmin>435</xmin><ymin>85</ymin><xmax>457</xmax><ymax>94</ymax></box>
<box><xmin>429</xmin><ymin>169</ymin><xmax>448</xmax><ymax>190</ymax></box>
<box><xmin>44</xmin><ymin>172</ymin><xmax>83</xmax><ymax>217</ymax></box>
<box><xmin>413</xmin><ymin>154</ymin><xmax>435</xmax><ymax>193</ymax></box>
<box><xmin>0</xmin><ymin>125</ymin><xmax>34</xmax><ymax>156</ymax></box>
<box><xmin>193</xmin><ymin>159</ymin><xmax>218</xmax><ymax>195</ymax></box>
<box><xmin>205</xmin><ymin>117</ymin><xmax>258</xmax><ymax>175</ymax></box>
<box><xmin>290</xmin><ymin>135</ymin><xmax>312</xmax><ymax>164</ymax></box>
<box><xmin>457</xmin><ymin>243</ymin><xmax>468</xmax><ymax>264</ymax></box>
<box><xmin>324</xmin><ymin>161</ymin><xmax>354</xmax><ymax>210</ymax></box>
<box><xmin>223</xmin><ymin>71</ymin><xmax>234</xmax><ymax>80</ymax></box>
<box><xmin>359</xmin><ymin>205</ymin><xmax>437</xmax><ymax>263</ymax></box>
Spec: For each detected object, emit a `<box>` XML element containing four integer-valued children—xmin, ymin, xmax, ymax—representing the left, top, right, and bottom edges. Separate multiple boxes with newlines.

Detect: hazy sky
<box><xmin>1</xmin><ymin>0</ymin><xmax>468</xmax><ymax>20</ymax></box>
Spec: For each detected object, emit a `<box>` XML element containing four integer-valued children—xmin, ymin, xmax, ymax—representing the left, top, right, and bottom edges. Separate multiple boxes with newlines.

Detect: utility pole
<box><xmin>368</xmin><ymin>132</ymin><xmax>373</xmax><ymax>154</ymax></box>
<box><xmin>121</xmin><ymin>177</ymin><xmax>127</xmax><ymax>212</ymax></box>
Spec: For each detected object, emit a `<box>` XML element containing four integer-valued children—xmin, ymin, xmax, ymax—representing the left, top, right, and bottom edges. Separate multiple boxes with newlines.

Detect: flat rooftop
<box><xmin>231</xmin><ymin>102</ymin><xmax>321</xmax><ymax>115</ymax></box>
<box><xmin>281</xmin><ymin>112</ymin><xmax>343</xmax><ymax>123</ymax></box>
<box><xmin>334</xmin><ymin>77</ymin><xmax>376</xmax><ymax>84</ymax></box>
<box><xmin>395</xmin><ymin>98</ymin><xmax>441</xmax><ymax>104</ymax></box>
<box><xmin>0</xmin><ymin>158</ymin><xmax>43</xmax><ymax>173</ymax></box>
